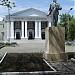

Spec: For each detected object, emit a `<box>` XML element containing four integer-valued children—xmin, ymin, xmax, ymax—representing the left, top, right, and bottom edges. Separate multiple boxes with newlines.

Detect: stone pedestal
<box><xmin>44</xmin><ymin>27</ymin><xmax>67</xmax><ymax>61</ymax></box>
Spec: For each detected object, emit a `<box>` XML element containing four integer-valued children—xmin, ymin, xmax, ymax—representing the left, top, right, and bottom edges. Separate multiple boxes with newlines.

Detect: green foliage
<box><xmin>69</xmin><ymin>18</ymin><xmax>75</xmax><ymax>40</ymax></box>
<box><xmin>58</xmin><ymin>13</ymin><xmax>75</xmax><ymax>41</ymax></box>
<box><xmin>65</xmin><ymin>42</ymin><xmax>73</xmax><ymax>46</ymax></box>
<box><xmin>5</xmin><ymin>42</ymin><xmax>11</xmax><ymax>46</ymax></box>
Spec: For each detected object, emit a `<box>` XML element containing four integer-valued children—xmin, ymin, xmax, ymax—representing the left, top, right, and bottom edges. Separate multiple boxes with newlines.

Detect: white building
<box><xmin>0</xmin><ymin>8</ymin><xmax>51</xmax><ymax>41</ymax></box>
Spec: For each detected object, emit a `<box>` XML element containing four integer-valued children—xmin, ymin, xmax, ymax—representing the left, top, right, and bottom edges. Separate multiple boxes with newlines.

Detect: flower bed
<box><xmin>0</xmin><ymin>53</ymin><xmax>55</xmax><ymax>72</ymax></box>
<box><xmin>0</xmin><ymin>42</ymin><xmax>18</xmax><ymax>49</ymax></box>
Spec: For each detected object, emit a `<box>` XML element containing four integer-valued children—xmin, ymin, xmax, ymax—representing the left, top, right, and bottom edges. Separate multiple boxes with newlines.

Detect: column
<box><xmin>48</xmin><ymin>21</ymin><xmax>51</xmax><ymax>27</ymax></box>
<box><xmin>11</xmin><ymin>21</ymin><xmax>14</xmax><ymax>39</ymax></box>
<box><xmin>25</xmin><ymin>21</ymin><xmax>27</xmax><ymax>38</ymax></box>
<box><xmin>39</xmin><ymin>21</ymin><xmax>41</xmax><ymax>38</ymax></box>
<box><xmin>35</xmin><ymin>21</ymin><xmax>38</xmax><ymax>38</ymax></box>
<box><xmin>21</xmin><ymin>21</ymin><xmax>24</xmax><ymax>38</ymax></box>
<box><xmin>7</xmin><ymin>22</ymin><xmax>9</xmax><ymax>39</ymax></box>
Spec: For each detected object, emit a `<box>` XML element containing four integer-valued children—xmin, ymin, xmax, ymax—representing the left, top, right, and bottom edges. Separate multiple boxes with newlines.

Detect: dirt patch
<box><xmin>0</xmin><ymin>53</ymin><xmax>53</xmax><ymax>72</ymax></box>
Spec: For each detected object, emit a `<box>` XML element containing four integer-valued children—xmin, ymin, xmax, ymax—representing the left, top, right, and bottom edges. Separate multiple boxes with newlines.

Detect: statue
<box><xmin>47</xmin><ymin>0</ymin><xmax>62</xmax><ymax>26</ymax></box>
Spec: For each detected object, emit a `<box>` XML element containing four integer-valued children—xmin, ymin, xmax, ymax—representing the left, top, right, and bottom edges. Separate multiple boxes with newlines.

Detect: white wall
<box><xmin>0</xmin><ymin>25</ymin><xmax>4</xmax><ymax>40</ymax></box>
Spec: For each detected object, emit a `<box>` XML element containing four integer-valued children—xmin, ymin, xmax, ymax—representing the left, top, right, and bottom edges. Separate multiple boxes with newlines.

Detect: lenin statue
<box><xmin>47</xmin><ymin>0</ymin><xmax>62</xmax><ymax>26</ymax></box>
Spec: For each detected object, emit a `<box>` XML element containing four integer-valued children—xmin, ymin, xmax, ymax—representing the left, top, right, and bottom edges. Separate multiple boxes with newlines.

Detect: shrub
<box><xmin>5</xmin><ymin>42</ymin><xmax>11</xmax><ymax>46</ymax></box>
<box><xmin>65</xmin><ymin>42</ymin><xmax>74</xmax><ymax>46</ymax></box>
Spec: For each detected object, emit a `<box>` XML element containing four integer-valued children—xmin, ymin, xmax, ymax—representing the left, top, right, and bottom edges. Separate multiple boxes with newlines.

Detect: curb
<box><xmin>0</xmin><ymin>52</ymin><xmax>7</xmax><ymax>64</ymax></box>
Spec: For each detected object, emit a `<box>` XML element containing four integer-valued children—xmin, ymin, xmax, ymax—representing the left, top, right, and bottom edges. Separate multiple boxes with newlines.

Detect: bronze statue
<box><xmin>47</xmin><ymin>0</ymin><xmax>62</xmax><ymax>26</ymax></box>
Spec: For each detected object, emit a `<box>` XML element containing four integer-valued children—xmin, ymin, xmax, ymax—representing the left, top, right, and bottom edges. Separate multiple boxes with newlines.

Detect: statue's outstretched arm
<box><xmin>57</xmin><ymin>4</ymin><xmax>62</xmax><ymax>10</ymax></box>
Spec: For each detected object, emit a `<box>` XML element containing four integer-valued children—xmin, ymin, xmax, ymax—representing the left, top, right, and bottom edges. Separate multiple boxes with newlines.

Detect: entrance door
<box><xmin>28</xmin><ymin>32</ymin><xmax>33</xmax><ymax>39</ymax></box>
<box><xmin>16</xmin><ymin>32</ymin><xmax>20</xmax><ymax>39</ymax></box>
<box><xmin>42</xmin><ymin>32</ymin><xmax>45</xmax><ymax>39</ymax></box>
<box><xmin>28</xmin><ymin>29</ymin><xmax>34</xmax><ymax>40</ymax></box>
<box><xmin>27</xmin><ymin>21</ymin><xmax>35</xmax><ymax>40</ymax></box>
<box><xmin>41</xmin><ymin>29</ymin><xmax>45</xmax><ymax>40</ymax></box>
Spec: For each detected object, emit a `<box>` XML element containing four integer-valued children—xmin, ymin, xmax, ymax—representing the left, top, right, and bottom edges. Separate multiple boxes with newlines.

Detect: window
<box><xmin>27</xmin><ymin>21</ymin><xmax>35</xmax><ymax>29</ymax></box>
<box><xmin>41</xmin><ymin>21</ymin><xmax>48</xmax><ymax>29</ymax></box>
<box><xmin>14</xmin><ymin>21</ymin><xmax>21</xmax><ymax>30</ymax></box>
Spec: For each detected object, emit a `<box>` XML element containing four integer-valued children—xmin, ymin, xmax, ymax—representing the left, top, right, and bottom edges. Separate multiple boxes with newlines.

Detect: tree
<box><xmin>69</xmin><ymin>18</ymin><xmax>75</xmax><ymax>40</ymax></box>
<box><xmin>58</xmin><ymin>13</ymin><xmax>75</xmax><ymax>41</ymax></box>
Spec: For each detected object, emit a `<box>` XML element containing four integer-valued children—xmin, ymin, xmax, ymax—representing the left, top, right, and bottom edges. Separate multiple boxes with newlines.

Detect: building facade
<box><xmin>0</xmin><ymin>8</ymin><xmax>51</xmax><ymax>41</ymax></box>
<box><xmin>0</xmin><ymin>21</ymin><xmax>4</xmax><ymax>40</ymax></box>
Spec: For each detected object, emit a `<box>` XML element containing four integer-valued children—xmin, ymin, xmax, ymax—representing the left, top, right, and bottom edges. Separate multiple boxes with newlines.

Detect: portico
<box><xmin>4</xmin><ymin>8</ymin><xmax>51</xmax><ymax>41</ymax></box>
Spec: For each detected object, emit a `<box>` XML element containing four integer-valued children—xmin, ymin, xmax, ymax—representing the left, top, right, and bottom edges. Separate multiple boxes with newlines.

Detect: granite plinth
<box><xmin>44</xmin><ymin>27</ymin><xmax>67</xmax><ymax>61</ymax></box>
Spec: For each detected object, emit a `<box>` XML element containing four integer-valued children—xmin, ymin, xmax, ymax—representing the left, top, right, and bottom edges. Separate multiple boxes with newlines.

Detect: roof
<box><xmin>11</xmin><ymin>8</ymin><xmax>47</xmax><ymax>16</ymax></box>
<box><xmin>5</xmin><ymin>8</ymin><xmax>51</xmax><ymax>21</ymax></box>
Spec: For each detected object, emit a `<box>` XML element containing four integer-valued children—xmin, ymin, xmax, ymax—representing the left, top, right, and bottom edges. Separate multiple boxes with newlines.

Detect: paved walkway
<box><xmin>0</xmin><ymin>40</ymin><xmax>75</xmax><ymax>58</ymax></box>
<box><xmin>65</xmin><ymin>45</ymin><xmax>75</xmax><ymax>53</ymax></box>
<box><xmin>0</xmin><ymin>40</ymin><xmax>45</xmax><ymax>56</ymax></box>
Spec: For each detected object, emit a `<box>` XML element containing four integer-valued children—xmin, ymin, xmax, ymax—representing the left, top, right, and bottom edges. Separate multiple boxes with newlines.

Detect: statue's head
<box><xmin>53</xmin><ymin>0</ymin><xmax>57</xmax><ymax>2</ymax></box>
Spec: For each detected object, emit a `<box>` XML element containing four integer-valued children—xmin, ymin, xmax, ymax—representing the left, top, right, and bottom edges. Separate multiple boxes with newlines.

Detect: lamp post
<box><xmin>67</xmin><ymin>8</ymin><xmax>73</xmax><ymax>41</ymax></box>
<box><xmin>0</xmin><ymin>0</ymin><xmax>16</xmax><ymax>42</ymax></box>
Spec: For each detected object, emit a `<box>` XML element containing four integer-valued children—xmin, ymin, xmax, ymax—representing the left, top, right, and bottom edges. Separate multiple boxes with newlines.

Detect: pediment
<box><xmin>11</xmin><ymin>8</ymin><xmax>47</xmax><ymax>17</ymax></box>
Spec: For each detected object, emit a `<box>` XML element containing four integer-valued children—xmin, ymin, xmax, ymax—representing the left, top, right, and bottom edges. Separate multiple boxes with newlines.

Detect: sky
<box><xmin>0</xmin><ymin>0</ymin><xmax>75</xmax><ymax>21</ymax></box>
